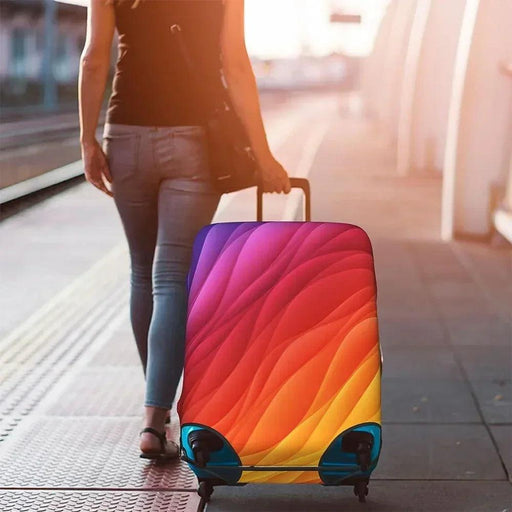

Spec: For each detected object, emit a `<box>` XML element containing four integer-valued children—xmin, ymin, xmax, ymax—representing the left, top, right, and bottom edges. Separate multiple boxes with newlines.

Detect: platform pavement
<box><xmin>207</xmin><ymin>103</ymin><xmax>512</xmax><ymax>511</ymax></box>
<box><xmin>0</xmin><ymin>93</ymin><xmax>511</xmax><ymax>511</ymax></box>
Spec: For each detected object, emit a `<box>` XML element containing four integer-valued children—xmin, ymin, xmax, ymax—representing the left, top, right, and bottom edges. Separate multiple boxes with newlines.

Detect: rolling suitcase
<box><xmin>178</xmin><ymin>178</ymin><xmax>382</xmax><ymax>506</ymax></box>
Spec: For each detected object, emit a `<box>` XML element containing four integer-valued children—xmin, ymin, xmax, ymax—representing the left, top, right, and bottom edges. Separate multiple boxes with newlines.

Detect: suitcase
<box><xmin>178</xmin><ymin>178</ymin><xmax>382</xmax><ymax>505</ymax></box>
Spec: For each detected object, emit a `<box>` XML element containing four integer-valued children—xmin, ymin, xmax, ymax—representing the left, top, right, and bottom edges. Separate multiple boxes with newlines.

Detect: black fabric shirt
<box><xmin>106</xmin><ymin>0</ymin><xmax>224</xmax><ymax>127</ymax></box>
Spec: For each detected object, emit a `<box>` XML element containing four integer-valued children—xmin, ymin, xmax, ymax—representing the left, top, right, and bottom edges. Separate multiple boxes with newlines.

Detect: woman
<box><xmin>79</xmin><ymin>0</ymin><xmax>291</xmax><ymax>460</ymax></box>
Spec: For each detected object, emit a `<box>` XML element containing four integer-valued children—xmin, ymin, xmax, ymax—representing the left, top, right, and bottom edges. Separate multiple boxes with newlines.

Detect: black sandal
<box><xmin>139</xmin><ymin>427</ymin><xmax>180</xmax><ymax>460</ymax></box>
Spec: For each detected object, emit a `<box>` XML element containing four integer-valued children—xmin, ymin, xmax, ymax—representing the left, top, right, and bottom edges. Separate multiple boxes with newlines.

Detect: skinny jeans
<box><xmin>103</xmin><ymin>123</ymin><xmax>220</xmax><ymax>409</ymax></box>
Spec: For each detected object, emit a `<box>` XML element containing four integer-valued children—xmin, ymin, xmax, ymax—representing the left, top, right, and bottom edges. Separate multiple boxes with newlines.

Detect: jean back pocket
<box><xmin>102</xmin><ymin>133</ymin><xmax>141</xmax><ymax>182</ymax></box>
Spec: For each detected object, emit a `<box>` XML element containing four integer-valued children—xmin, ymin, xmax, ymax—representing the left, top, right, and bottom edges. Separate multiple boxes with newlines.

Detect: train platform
<box><xmin>0</xmin><ymin>92</ymin><xmax>510</xmax><ymax>512</ymax></box>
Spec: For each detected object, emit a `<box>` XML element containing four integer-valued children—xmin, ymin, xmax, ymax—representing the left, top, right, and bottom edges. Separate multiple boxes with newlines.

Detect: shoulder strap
<box><xmin>170</xmin><ymin>24</ymin><xmax>195</xmax><ymax>74</ymax></box>
<box><xmin>170</xmin><ymin>23</ymin><xmax>224</xmax><ymax>113</ymax></box>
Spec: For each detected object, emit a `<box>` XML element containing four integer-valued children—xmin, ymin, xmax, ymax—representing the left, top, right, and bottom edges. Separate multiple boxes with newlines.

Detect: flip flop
<box><xmin>139</xmin><ymin>427</ymin><xmax>180</xmax><ymax>460</ymax></box>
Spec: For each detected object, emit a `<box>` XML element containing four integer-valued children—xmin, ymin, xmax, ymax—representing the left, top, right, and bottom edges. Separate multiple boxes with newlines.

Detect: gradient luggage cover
<box><xmin>178</xmin><ymin>221</ymin><xmax>381</xmax><ymax>486</ymax></box>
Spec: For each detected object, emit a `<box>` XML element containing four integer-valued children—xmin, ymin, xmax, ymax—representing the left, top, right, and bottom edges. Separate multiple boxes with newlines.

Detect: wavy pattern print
<box><xmin>178</xmin><ymin>222</ymin><xmax>381</xmax><ymax>484</ymax></box>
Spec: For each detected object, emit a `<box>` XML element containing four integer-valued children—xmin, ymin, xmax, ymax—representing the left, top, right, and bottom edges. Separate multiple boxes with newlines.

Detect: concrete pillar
<box><xmin>493</xmin><ymin>156</ymin><xmax>512</xmax><ymax>243</ymax></box>
<box><xmin>361</xmin><ymin>1</ymin><xmax>399</xmax><ymax>119</ymax></box>
<box><xmin>493</xmin><ymin>62</ymin><xmax>512</xmax><ymax>243</ymax></box>
<box><xmin>442</xmin><ymin>0</ymin><xmax>512</xmax><ymax>240</ymax></box>
<box><xmin>377</xmin><ymin>0</ymin><xmax>418</xmax><ymax>142</ymax></box>
<box><xmin>505</xmin><ymin>157</ymin><xmax>512</xmax><ymax>211</ymax></box>
<box><xmin>42</xmin><ymin>0</ymin><xmax>57</xmax><ymax>111</ymax></box>
<box><xmin>397</xmin><ymin>0</ymin><xmax>467</xmax><ymax>176</ymax></box>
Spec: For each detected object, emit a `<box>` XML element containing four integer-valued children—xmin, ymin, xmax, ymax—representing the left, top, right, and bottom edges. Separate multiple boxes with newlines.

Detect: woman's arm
<box><xmin>78</xmin><ymin>0</ymin><xmax>115</xmax><ymax>196</ymax></box>
<box><xmin>221</xmin><ymin>0</ymin><xmax>291</xmax><ymax>194</ymax></box>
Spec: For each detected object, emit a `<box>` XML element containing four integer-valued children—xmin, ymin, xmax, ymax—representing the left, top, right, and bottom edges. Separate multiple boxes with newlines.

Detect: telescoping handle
<box><xmin>257</xmin><ymin>178</ymin><xmax>311</xmax><ymax>222</ymax></box>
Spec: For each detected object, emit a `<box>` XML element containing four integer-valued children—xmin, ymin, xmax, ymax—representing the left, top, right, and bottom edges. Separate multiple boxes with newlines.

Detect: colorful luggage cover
<box><xmin>178</xmin><ymin>221</ymin><xmax>381</xmax><ymax>488</ymax></box>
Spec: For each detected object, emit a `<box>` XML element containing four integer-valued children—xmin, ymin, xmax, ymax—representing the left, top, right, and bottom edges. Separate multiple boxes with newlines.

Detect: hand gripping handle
<box><xmin>257</xmin><ymin>178</ymin><xmax>311</xmax><ymax>222</ymax></box>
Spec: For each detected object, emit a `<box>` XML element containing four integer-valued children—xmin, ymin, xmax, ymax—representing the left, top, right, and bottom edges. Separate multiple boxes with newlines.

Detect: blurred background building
<box><xmin>0</xmin><ymin>0</ymin><xmax>86</xmax><ymax>114</ymax></box>
<box><xmin>0</xmin><ymin>0</ymin><xmax>511</xmax><ymax>245</ymax></box>
<box><xmin>360</xmin><ymin>0</ymin><xmax>512</xmax><ymax>242</ymax></box>
<box><xmin>0</xmin><ymin>0</ymin><xmax>388</xmax><ymax>115</ymax></box>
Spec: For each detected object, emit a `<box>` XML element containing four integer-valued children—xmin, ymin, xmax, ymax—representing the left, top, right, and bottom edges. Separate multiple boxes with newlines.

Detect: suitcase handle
<box><xmin>257</xmin><ymin>178</ymin><xmax>311</xmax><ymax>222</ymax></box>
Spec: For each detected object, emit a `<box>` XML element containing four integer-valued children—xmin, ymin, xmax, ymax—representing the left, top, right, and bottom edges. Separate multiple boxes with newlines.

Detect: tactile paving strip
<box><xmin>0</xmin><ymin>246</ymin><xmax>130</xmax><ymax>432</ymax></box>
<box><xmin>41</xmin><ymin>368</ymin><xmax>145</xmax><ymax>417</ymax></box>
<box><xmin>0</xmin><ymin>491</ymin><xmax>201</xmax><ymax>512</ymax></box>
<box><xmin>0</xmin><ymin>288</ymin><xmax>128</xmax><ymax>419</ymax></box>
<box><xmin>0</xmin><ymin>365</ymin><xmax>70</xmax><ymax>417</ymax></box>
<box><xmin>0</xmin><ymin>416</ymin><xmax>23</xmax><ymax>444</ymax></box>
<box><xmin>0</xmin><ymin>255</ymin><xmax>128</xmax><ymax>368</ymax></box>
<box><xmin>0</xmin><ymin>417</ymin><xmax>196</xmax><ymax>490</ymax></box>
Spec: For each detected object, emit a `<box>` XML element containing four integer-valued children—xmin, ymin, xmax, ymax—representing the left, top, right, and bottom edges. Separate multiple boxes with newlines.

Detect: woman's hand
<box><xmin>258</xmin><ymin>156</ymin><xmax>292</xmax><ymax>194</ymax></box>
<box><xmin>78</xmin><ymin>0</ymin><xmax>114</xmax><ymax>197</ymax></box>
<box><xmin>221</xmin><ymin>1</ymin><xmax>291</xmax><ymax>196</ymax></box>
<box><xmin>81</xmin><ymin>139</ymin><xmax>113</xmax><ymax>197</ymax></box>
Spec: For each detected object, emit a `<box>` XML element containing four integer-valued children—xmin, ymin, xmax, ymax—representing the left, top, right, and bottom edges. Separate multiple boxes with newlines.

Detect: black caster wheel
<box><xmin>354</xmin><ymin>481</ymin><xmax>369</xmax><ymax>503</ymax></box>
<box><xmin>357</xmin><ymin>443</ymin><xmax>371</xmax><ymax>472</ymax></box>
<box><xmin>196</xmin><ymin>450</ymin><xmax>207</xmax><ymax>468</ymax></box>
<box><xmin>198</xmin><ymin>481</ymin><xmax>214</xmax><ymax>502</ymax></box>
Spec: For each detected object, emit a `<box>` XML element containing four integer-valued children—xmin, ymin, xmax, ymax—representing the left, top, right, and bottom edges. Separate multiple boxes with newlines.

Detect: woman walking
<box><xmin>79</xmin><ymin>0</ymin><xmax>291</xmax><ymax>459</ymax></box>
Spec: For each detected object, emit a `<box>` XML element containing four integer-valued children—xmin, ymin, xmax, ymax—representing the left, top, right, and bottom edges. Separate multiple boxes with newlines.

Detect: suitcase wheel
<box><xmin>189</xmin><ymin>430</ymin><xmax>224</xmax><ymax>467</ymax></box>
<box><xmin>198</xmin><ymin>480</ymin><xmax>214</xmax><ymax>502</ymax></box>
<box><xmin>353</xmin><ymin>481</ymin><xmax>369</xmax><ymax>503</ymax></box>
<box><xmin>341</xmin><ymin>431</ymin><xmax>374</xmax><ymax>472</ymax></box>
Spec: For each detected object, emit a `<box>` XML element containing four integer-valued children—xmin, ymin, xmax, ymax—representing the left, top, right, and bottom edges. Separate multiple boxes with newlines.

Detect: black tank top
<box><xmin>106</xmin><ymin>0</ymin><xmax>224</xmax><ymax>127</ymax></box>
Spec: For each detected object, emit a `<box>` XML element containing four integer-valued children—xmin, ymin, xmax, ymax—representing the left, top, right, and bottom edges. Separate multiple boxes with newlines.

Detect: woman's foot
<box><xmin>139</xmin><ymin>427</ymin><xmax>180</xmax><ymax>460</ymax></box>
<box><xmin>140</xmin><ymin>406</ymin><xmax>179</xmax><ymax>460</ymax></box>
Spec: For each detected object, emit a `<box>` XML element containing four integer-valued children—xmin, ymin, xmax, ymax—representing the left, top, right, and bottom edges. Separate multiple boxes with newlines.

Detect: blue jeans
<box><xmin>103</xmin><ymin>123</ymin><xmax>220</xmax><ymax>409</ymax></box>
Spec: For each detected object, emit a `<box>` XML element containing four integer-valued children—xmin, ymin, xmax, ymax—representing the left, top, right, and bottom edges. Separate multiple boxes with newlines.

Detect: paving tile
<box><xmin>378</xmin><ymin>318</ymin><xmax>447</xmax><ymax>347</ymax></box>
<box><xmin>444</xmin><ymin>316</ymin><xmax>512</xmax><ymax>347</ymax></box>
<box><xmin>427</xmin><ymin>282</ymin><xmax>491</xmax><ymax>316</ymax></box>
<box><xmin>372</xmin><ymin>239</ymin><xmax>415</xmax><ymax>270</ymax></box>
<box><xmin>455</xmin><ymin>346</ymin><xmax>512</xmax><ymax>381</ymax></box>
<box><xmin>40</xmin><ymin>367</ymin><xmax>145</xmax><ymax>417</ymax></box>
<box><xmin>0</xmin><ymin>183</ymin><xmax>124</xmax><ymax>336</ymax></box>
<box><xmin>310</xmin><ymin>132</ymin><xmax>441</xmax><ymax>242</ymax></box>
<box><xmin>491</xmin><ymin>425</ymin><xmax>512</xmax><ymax>480</ymax></box>
<box><xmin>0</xmin><ymin>417</ymin><xmax>193</xmax><ymax>489</ymax></box>
<box><xmin>472</xmin><ymin>379</ymin><xmax>512</xmax><ymax>424</ymax></box>
<box><xmin>0</xmin><ymin>491</ymin><xmax>200</xmax><ymax>512</ymax></box>
<box><xmin>451</xmin><ymin>241</ymin><xmax>512</xmax><ymax>320</ymax></box>
<box><xmin>453</xmin><ymin>239</ymin><xmax>512</xmax><ymax>278</ymax></box>
<box><xmin>373</xmin><ymin>424</ymin><xmax>506</xmax><ymax>480</ymax></box>
<box><xmin>422</xmin><ymin>272</ymin><xmax>473</xmax><ymax>291</ymax></box>
<box><xmin>409</xmin><ymin>242</ymin><xmax>472</xmax><ymax>283</ymax></box>
<box><xmin>382</xmin><ymin>378</ymin><xmax>480</xmax><ymax>423</ymax></box>
<box><xmin>89</xmin><ymin>327</ymin><xmax>141</xmax><ymax>367</ymax></box>
<box><xmin>207</xmin><ymin>481</ymin><xmax>512</xmax><ymax>512</ymax></box>
<box><xmin>0</xmin><ymin>416</ymin><xmax>23</xmax><ymax>444</ymax></box>
<box><xmin>0</xmin><ymin>364</ymin><xmax>73</xmax><ymax>416</ymax></box>
<box><xmin>381</xmin><ymin>347</ymin><xmax>464</xmax><ymax>380</ymax></box>
<box><xmin>377</xmin><ymin>292</ymin><xmax>438</xmax><ymax>321</ymax></box>
<box><xmin>416</xmin><ymin>263</ymin><xmax>474</xmax><ymax>284</ymax></box>
<box><xmin>374</xmin><ymin>268</ymin><xmax>422</xmax><ymax>289</ymax></box>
